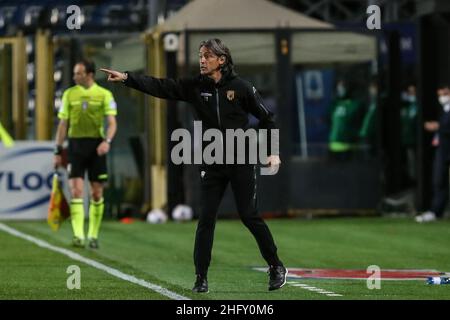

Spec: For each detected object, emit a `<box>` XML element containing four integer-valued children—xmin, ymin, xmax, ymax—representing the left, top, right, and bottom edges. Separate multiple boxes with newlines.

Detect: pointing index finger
<box><xmin>99</xmin><ymin>68</ymin><xmax>113</xmax><ymax>74</ymax></box>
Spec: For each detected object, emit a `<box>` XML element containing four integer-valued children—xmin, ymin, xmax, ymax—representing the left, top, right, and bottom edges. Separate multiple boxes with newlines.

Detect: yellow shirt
<box><xmin>58</xmin><ymin>83</ymin><xmax>117</xmax><ymax>138</ymax></box>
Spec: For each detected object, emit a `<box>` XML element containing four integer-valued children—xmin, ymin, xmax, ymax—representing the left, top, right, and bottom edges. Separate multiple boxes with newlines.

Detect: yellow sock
<box><xmin>70</xmin><ymin>199</ymin><xmax>85</xmax><ymax>240</ymax></box>
<box><xmin>88</xmin><ymin>198</ymin><xmax>104</xmax><ymax>239</ymax></box>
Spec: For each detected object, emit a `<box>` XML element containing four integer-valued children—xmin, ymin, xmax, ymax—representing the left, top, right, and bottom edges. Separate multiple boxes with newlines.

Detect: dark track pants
<box><xmin>431</xmin><ymin>144</ymin><xmax>450</xmax><ymax>217</ymax></box>
<box><xmin>194</xmin><ymin>164</ymin><xmax>282</xmax><ymax>276</ymax></box>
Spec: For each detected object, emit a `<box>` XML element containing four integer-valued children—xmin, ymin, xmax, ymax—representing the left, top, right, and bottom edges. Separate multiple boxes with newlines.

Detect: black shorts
<box><xmin>67</xmin><ymin>138</ymin><xmax>108</xmax><ymax>182</ymax></box>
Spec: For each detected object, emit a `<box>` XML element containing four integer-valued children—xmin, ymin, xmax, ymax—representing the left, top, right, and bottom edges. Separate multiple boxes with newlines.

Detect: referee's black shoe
<box><xmin>268</xmin><ymin>265</ymin><xmax>288</xmax><ymax>291</ymax></box>
<box><xmin>72</xmin><ymin>237</ymin><xmax>85</xmax><ymax>248</ymax></box>
<box><xmin>88</xmin><ymin>238</ymin><xmax>99</xmax><ymax>249</ymax></box>
<box><xmin>192</xmin><ymin>275</ymin><xmax>208</xmax><ymax>293</ymax></box>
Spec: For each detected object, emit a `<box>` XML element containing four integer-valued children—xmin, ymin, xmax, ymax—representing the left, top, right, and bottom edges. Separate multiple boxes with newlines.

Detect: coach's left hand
<box><xmin>267</xmin><ymin>155</ymin><xmax>281</xmax><ymax>174</ymax></box>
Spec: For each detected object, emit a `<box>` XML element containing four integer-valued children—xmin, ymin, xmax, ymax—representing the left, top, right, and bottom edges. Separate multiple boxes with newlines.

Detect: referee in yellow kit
<box><xmin>53</xmin><ymin>59</ymin><xmax>117</xmax><ymax>249</ymax></box>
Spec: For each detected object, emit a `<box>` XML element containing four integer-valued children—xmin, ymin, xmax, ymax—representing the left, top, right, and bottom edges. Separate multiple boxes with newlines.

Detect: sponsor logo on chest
<box><xmin>200</xmin><ymin>92</ymin><xmax>212</xmax><ymax>102</ymax></box>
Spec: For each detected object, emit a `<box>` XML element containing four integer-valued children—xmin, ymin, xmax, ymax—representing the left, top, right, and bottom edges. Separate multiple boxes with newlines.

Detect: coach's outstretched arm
<box><xmin>99</xmin><ymin>68</ymin><xmax>192</xmax><ymax>102</ymax></box>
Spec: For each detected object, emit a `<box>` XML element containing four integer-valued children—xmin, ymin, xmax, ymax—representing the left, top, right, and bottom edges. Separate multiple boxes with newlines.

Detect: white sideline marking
<box><xmin>289</xmin><ymin>283</ymin><xmax>308</xmax><ymax>287</ymax></box>
<box><xmin>0</xmin><ymin>223</ymin><xmax>190</xmax><ymax>300</ymax></box>
<box><xmin>257</xmin><ymin>268</ymin><xmax>344</xmax><ymax>297</ymax></box>
<box><xmin>287</xmin><ymin>281</ymin><xmax>343</xmax><ymax>297</ymax></box>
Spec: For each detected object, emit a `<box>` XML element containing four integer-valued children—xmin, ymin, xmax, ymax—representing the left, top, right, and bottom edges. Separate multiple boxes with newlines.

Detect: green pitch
<box><xmin>1</xmin><ymin>217</ymin><xmax>450</xmax><ymax>300</ymax></box>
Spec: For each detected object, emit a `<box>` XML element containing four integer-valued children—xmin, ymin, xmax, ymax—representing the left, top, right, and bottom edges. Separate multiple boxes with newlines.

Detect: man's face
<box><xmin>336</xmin><ymin>80</ymin><xmax>346</xmax><ymax>98</ymax></box>
<box><xmin>73</xmin><ymin>63</ymin><xmax>90</xmax><ymax>86</ymax></box>
<box><xmin>437</xmin><ymin>88</ymin><xmax>450</xmax><ymax>98</ymax></box>
<box><xmin>437</xmin><ymin>88</ymin><xmax>450</xmax><ymax>106</ymax></box>
<box><xmin>198</xmin><ymin>46</ymin><xmax>224</xmax><ymax>76</ymax></box>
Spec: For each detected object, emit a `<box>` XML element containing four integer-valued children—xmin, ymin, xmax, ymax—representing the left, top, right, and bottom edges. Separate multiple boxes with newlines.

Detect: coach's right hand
<box><xmin>99</xmin><ymin>68</ymin><xmax>128</xmax><ymax>82</ymax></box>
<box><xmin>53</xmin><ymin>155</ymin><xmax>62</xmax><ymax>169</ymax></box>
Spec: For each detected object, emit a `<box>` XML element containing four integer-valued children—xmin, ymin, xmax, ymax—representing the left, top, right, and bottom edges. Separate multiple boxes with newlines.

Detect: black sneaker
<box><xmin>268</xmin><ymin>265</ymin><xmax>288</xmax><ymax>291</ymax></box>
<box><xmin>88</xmin><ymin>238</ymin><xmax>99</xmax><ymax>249</ymax></box>
<box><xmin>72</xmin><ymin>237</ymin><xmax>85</xmax><ymax>248</ymax></box>
<box><xmin>192</xmin><ymin>275</ymin><xmax>208</xmax><ymax>293</ymax></box>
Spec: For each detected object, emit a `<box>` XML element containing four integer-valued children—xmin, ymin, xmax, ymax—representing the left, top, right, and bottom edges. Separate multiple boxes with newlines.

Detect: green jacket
<box><xmin>359</xmin><ymin>100</ymin><xmax>377</xmax><ymax>142</ymax></box>
<box><xmin>400</xmin><ymin>101</ymin><xmax>417</xmax><ymax>147</ymax></box>
<box><xmin>329</xmin><ymin>98</ymin><xmax>360</xmax><ymax>151</ymax></box>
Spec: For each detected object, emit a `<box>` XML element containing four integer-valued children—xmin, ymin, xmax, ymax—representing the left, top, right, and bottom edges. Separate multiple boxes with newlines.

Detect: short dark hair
<box><xmin>199</xmin><ymin>38</ymin><xmax>234</xmax><ymax>74</ymax></box>
<box><xmin>77</xmin><ymin>59</ymin><xmax>96</xmax><ymax>76</ymax></box>
<box><xmin>438</xmin><ymin>84</ymin><xmax>450</xmax><ymax>90</ymax></box>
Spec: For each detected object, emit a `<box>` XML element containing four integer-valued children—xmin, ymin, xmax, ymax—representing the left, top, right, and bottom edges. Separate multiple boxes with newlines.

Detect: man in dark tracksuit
<box><xmin>417</xmin><ymin>85</ymin><xmax>450</xmax><ymax>222</ymax></box>
<box><xmin>100</xmin><ymin>38</ymin><xmax>287</xmax><ymax>293</ymax></box>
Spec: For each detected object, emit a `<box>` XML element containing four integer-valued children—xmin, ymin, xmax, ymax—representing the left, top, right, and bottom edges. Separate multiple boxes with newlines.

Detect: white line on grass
<box><xmin>288</xmin><ymin>281</ymin><xmax>343</xmax><ymax>297</ymax></box>
<box><xmin>0</xmin><ymin>223</ymin><xmax>190</xmax><ymax>300</ymax></box>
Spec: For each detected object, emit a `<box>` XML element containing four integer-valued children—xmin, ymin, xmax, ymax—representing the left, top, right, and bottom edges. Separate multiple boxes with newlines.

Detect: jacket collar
<box><xmin>199</xmin><ymin>69</ymin><xmax>237</xmax><ymax>87</ymax></box>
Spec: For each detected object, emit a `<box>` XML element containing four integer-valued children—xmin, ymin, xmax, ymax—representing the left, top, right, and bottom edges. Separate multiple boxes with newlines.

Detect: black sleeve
<box><xmin>123</xmin><ymin>72</ymin><xmax>194</xmax><ymax>102</ymax></box>
<box><xmin>244</xmin><ymin>84</ymin><xmax>277</xmax><ymax>131</ymax></box>
<box><xmin>244</xmin><ymin>83</ymin><xmax>279</xmax><ymax>155</ymax></box>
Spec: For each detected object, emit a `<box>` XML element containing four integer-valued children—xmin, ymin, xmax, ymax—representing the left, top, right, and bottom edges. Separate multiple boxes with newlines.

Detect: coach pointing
<box><xmin>100</xmin><ymin>38</ymin><xmax>286</xmax><ymax>293</ymax></box>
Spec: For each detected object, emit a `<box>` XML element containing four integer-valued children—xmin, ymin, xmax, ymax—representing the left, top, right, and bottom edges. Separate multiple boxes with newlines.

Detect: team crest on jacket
<box><xmin>226</xmin><ymin>90</ymin><xmax>235</xmax><ymax>101</ymax></box>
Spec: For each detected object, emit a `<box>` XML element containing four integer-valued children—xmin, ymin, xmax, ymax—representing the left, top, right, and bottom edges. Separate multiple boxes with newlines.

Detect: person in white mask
<box><xmin>416</xmin><ymin>85</ymin><xmax>450</xmax><ymax>222</ymax></box>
